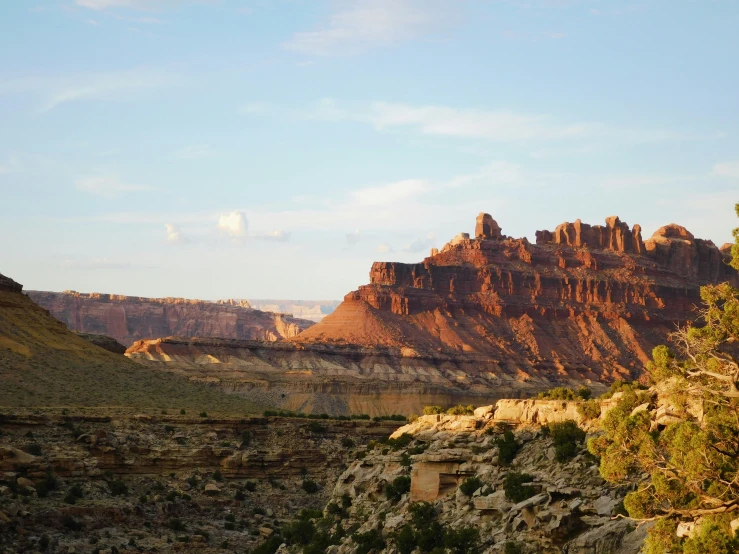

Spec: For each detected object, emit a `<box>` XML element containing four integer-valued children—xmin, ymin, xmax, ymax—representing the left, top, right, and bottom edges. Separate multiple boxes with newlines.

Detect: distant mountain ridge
<box><xmin>26</xmin><ymin>290</ymin><xmax>315</xmax><ymax>348</ymax></box>
<box><xmin>247</xmin><ymin>299</ymin><xmax>341</xmax><ymax>322</ymax></box>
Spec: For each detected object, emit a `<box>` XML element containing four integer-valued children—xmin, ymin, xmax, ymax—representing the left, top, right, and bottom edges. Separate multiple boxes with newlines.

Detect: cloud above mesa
<box><xmin>282</xmin><ymin>0</ymin><xmax>459</xmax><ymax>56</ymax></box>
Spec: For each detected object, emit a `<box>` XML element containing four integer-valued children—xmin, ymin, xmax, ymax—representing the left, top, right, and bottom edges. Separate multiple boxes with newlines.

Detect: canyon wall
<box><xmin>125</xmin><ymin>213</ymin><xmax>738</xmax><ymax>415</ymax></box>
<box><xmin>27</xmin><ymin>290</ymin><xmax>315</xmax><ymax>347</ymax></box>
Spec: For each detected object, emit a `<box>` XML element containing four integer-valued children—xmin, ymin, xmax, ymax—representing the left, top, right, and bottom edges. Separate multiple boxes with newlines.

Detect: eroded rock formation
<box><xmin>27</xmin><ymin>290</ymin><xmax>314</xmax><ymax>347</ymax></box>
<box><xmin>125</xmin><ymin>213</ymin><xmax>737</xmax><ymax>415</ymax></box>
<box><xmin>297</xmin><ymin>213</ymin><xmax>738</xmax><ymax>385</ymax></box>
<box><xmin>0</xmin><ymin>272</ymin><xmax>22</xmax><ymax>293</ymax></box>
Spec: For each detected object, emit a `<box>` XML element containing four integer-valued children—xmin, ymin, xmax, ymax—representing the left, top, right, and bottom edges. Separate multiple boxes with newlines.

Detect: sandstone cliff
<box><xmin>297</xmin><ymin>214</ymin><xmax>738</xmax><ymax>381</ymax></box>
<box><xmin>27</xmin><ymin>290</ymin><xmax>315</xmax><ymax>347</ymax></box>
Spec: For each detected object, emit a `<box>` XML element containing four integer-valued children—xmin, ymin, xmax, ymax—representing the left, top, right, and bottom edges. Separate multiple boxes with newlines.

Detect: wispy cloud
<box><xmin>75</xmin><ymin>0</ymin><xmax>203</xmax><ymax>11</ymax></box>
<box><xmin>306</xmin><ymin>99</ymin><xmax>694</xmax><ymax>144</ymax></box>
<box><xmin>352</xmin><ymin>179</ymin><xmax>428</xmax><ymax>207</ymax></box>
<box><xmin>713</xmin><ymin>161</ymin><xmax>739</xmax><ymax>179</ymax></box>
<box><xmin>255</xmin><ymin>230</ymin><xmax>291</xmax><ymax>242</ymax></box>
<box><xmin>403</xmin><ymin>233</ymin><xmax>436</xmax><ymax>253</ymax></box>
<box><xmin>176</xmin><ymin>144</ymin><xmax>215</xmax><ymax>159</ymax></box>
<box><xmin>76</xmin><ymin>176</ymin><xmax>154</xmax><ymax>197</ymax></box>
<box><xmin>0</xmin><ymin>67</ymin><xmax>177</xmax><ymax>112</ymax></box>
<box><xmin>282</xmin><ymin>0</ymin><xmax>457</xmax><ymax>56</ymax></box>
<box><xmin>345</xmin><ymin>229</ymin><xmax>361</xmax><ymax>246</ymax></box>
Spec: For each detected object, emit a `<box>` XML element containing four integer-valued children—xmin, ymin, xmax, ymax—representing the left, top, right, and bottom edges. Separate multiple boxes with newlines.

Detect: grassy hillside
<box><xmin>0</xmin><ymin>288</ymin><xmax>262</xmax><ymax>414</ymax></box>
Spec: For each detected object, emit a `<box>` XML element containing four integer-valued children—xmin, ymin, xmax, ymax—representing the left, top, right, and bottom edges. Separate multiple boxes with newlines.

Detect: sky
<box><xmin>1</xmin><ymin>0</ymin><xmax>738</xmax><ymax>300</ymax></box>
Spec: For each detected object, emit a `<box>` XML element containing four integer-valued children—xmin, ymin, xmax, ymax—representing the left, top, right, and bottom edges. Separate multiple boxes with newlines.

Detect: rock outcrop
<box><xmin>316</xmin><ymin>402</ymin><xmax>647</xmax><ymax>553</ymax></box>
<box><xmin>0</xmin><ymin>272</ymin><xmax>22</xmax><ymax>293</ymax></box>
<box><xmin>73</xmin><ymin>332</ymin><xmax>127</xmax><ymax>354</ymax></box>
<box><xmin>27</xmin><ymin>290</ymin><xmax>315</xmax><ymax>347</ymax></box>
<box><xmin>297</xmin><ymin>213</ymin><xmax>738</xmax><ymax>385</ymax></box>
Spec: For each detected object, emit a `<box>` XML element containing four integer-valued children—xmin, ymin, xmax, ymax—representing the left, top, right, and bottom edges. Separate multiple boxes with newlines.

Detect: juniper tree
<box><xmin>589</xmin><ymin>203</ymin><xmax>739</xmax><ymax>553</ymax></box>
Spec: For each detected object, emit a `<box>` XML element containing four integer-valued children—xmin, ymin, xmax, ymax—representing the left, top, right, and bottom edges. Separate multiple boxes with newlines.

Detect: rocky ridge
<box><xmin>27</xmin><ymin>290</ymin><xmax>315</xmax><ymax>348</ymax></box>
<box><xmin>0</xmin><ymin>411</ymin><xmax>397</xmax><ymax>553</ymax></box>
<box><xmin>303</xmin><ymin>400</ymin><xmax>646</xmax><ymax>554</ymax></box>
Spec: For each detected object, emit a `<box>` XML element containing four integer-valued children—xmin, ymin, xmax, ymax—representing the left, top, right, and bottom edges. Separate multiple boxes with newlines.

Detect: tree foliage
<box><xmin>591</xmin><ymin>204</ymin><xmax>739</xmax><ymax>553</ymax></box>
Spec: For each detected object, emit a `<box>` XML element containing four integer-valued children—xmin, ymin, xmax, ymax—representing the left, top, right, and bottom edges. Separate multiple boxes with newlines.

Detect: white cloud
<box><xmin>713</xmin><ymin>161</ymin><xmax>739</xmax><ymax>179</ymax></box>
<box><xmin>164</xmin><ymin>223</ymin><xmax>187</xmax><ymax>244</ymax></box>
<box><xmin>345</xmin><ymin>229</ymin><xmax>361</xmax><ymax>245</ymax></box>
<box><xmin>0</xmin><ymin>67</ymin><xmax>176</xmax><ymax>112</ymax></box>
<box><xmin>282</xmin><ymin>0</ymin><xmax>455</xmax><ymax>56</ymax></box>
<box><xmin>376</xmin><ymin>243</ymin><xmax>393</xmax><ymax>253</ymax></box>
<box><xmin>76</xmin><ymin>176</ymin><xmax>153</xmax><ymax>197</ymax></box>
<box><xmin>256</xmin><ymin>230</ymin><xmax>291</xmax><ymax>242</ymax></box>
<box><xmin>75</xmin><ymin>0</ymin><xmax>203</xmax><ymax>10</ymax></box>
<box><xmin>403</xmin><ymin>233</ymin><xmax>435</xmax><ymax>253</ymax></box>
<box><xmin>218</xmin><ymin>211</ymin><xmax>248</xmax><ymax>237</ymax></box>
<box><xmin>177</xmin><ymin>144</ymin><xmax>214</xmax><ymax>159</ymax></box>
<box><xmin>352</xmin><ymin>179</ymin><xmax>428</xmax><ymax>207</ymax></box>
<box><xmin>0</xmin><ymin>164</ymin><xmax>8</xmax><ymax>174</ymax></box>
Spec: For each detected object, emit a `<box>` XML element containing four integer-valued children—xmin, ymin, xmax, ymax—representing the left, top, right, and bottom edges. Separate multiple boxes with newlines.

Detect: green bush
<box><xmin>503</xmin><ymin>472</ymin><xmax>535</xmax><ymax>503</ymax></box>
<box><xmin>599</xmin><ymin>380</ymin><xmax>647</xmax><ymax>400</ymax></box>
<box><xmin>385</xmin><ymin>475</ymin><xmax>411</xmax><ymax>502</ymax></box>
<box><xmin>446</xmin><ymin>404</ymin><xmax>475</xmax><ymax>415</ymax></box>
<box><xmin>548</xmin><ymin>420</ymin><xmax>586</xmax><ymax>462</ymax></box>
<box><xmin>537</xmin><ymin>386</ymin><xmax>592</xmax><ymax>401</ymax></box>
<box><xmin>445</xmin><ymin>526</ymin><xmax>479</xmax><ymax>554</ymax></box>
<box><xmin>504</xmin><ymin>542</ymin><xmax>523</xmax><ymax>554</ymax></box>
<box><xmin>199</xmin><ymin>411</ymin><xmax>208</xmax><ymax>418</ymax></box>
<box><xmin>458</xmin><ymin>476</ymin><xmax>483</xmax><ymax>496</ymax></box>
<box><xmin>245</xmin><ymin>481</ymin><xmax>257</xmax><ymax>492</ymax></box>
<box><xmin>169</xmin><ymin>518</ymin><xmax>186</xmax><ymax>531</ymax></box>
<box><xmin>249</xmin><ymin>535</ymin><xmax>283</xmax><ymax>554</ymax></box>
<box><xmin>302</xmin><ymin>479</ymin><xmax>319</xmax><ymax>494</ymax></box>
<box><xmin>577</xmin><ymin>399</ymin><xmax>601</xmax><ymax>420</ymax></box>
<box><xmin>353</xmin><ymin>528</ymin><xmax>386</xmax><ymax>554</ymax></box>
<box><xmin>213</xmin><ymin>470</ymin><xmax>223</xmax><ymax>482</ymax></box>
<box><xmin>241</xmin><ymin>430</ymin><xmax>252</xmax><ymax>446</ymax></box>
<box><xmin>341</xmin><ymin>437</ymin><xmax>354</xmax><ymax>448</ymax></box>
<box><xmin>385</xmin><ymin>433</ymin><xmax>413</xmax><ymax>451</ymax></box>
<box><xmin>422</xmin><ymin>406</ymin><xmax>444</xmax><ymax>415</ymax></box>
<box><xmin>495</xmin><ymin>430</ymin><xmax>520</xmax><ymax>465</ymax></box>
<box><xmin>25</xmin><ymin>443</ymin><xmax>42</xmax><ymax>456</ymax></box>
<box><xmin>307</xmin><ymin>422</ymin><xmax>326</xmax><ymax>433</ymax></box>
<box><xmin>62</xmin><ymin>515</ymin><xmax>83</xmax><ymax>531</ymax></box>
<box><xmin>109</xmin><ymin>480</ymin><xmax>128</xmax><ymax>496</ymax></box>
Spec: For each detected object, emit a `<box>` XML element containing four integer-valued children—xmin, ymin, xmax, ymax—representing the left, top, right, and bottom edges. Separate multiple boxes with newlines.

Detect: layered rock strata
<box><xmin>27</xmin><ymin>290</ymin><xmax>314</xmax><ymax>347</ymax></box>
<box><xmin>127</xmin><ymin>213</ymin><xmax>737</xmax><ymax>415</ymax></box>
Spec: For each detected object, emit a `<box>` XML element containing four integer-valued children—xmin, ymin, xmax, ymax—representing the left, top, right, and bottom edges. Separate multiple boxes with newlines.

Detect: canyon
<box><xmin>27</xmin><ymin>290</ymin><xmax>315</xmax><ymax>348</ymax></box>
<box><xmin>125</xmin><ymin>213</ymin><xmax>738</xmax><ymax>415</ymax></box>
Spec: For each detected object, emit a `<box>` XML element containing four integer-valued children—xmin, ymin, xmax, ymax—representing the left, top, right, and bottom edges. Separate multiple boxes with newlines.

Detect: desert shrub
<box><xmin>284</xmin><ymin>518</ymin><xmax>316</xmax><ymax>545</ymax></box>
<box><xmin>598</xmin><ymin>380</ymin><xmax>647</xmax><ymax>400</ymax></box>
<box><xmin>179</xmin><ymin>409</ymin><xmax>186</xmax><ymax>415</ymax></box>
<box><xmin>503</xmin><ymin>472</ymin><xmax>535</xmax><ymax>503</ymax></box>
<box><xmin>109</xmin><ymin>480</ymin><xmax>128</xmax><ymax>496</ymax></box>
<box><xmin>386</xmin><ymin>433</ymin><xmax>413</xmax><ymax>450</ymax></box>
<box><xmin>302</xmin><ymin>479</ymin><xmax>319</xmax><ymax>494</ymax></box>
<box><xmin>548</xmin><ymin>420</ymin><xmax>586</xmax><ymax>462</ymax></box>
<box><xmin>504</xmin><ymin>542</ymin><xmax>523</xmax><ymax>554</ymax></box>
<box><xmin>199</xmin><ymin>411</ymin><xmax>208</xmax><ymax>418</ymax></box>
<box><xmin>409</xmin><ymin>414</ymin><xmax>419</xmax><ymax>422</ymax></box>
<box><xmin>577</xmin><ymin>399</ymin><xmax>601</xmax><ymax>420</ymax></box>
<box><xmin>385</xmin><ymin>475</ymin><xmax>411</xmax><ymax>502</ymax></box>
<box><xmin>64</xmin><ymin>483</ymin><xmax>84</xmax><ymax>504</ymax></box>
<box><xmin>245</xmin><ymin>481</ymin><xmax>257</xmax><ymax>492</ymax></box>
<box><xmin>423</xmin><ymin>405</ymin><xmax>444</xmax><ymax>415</ymax></box>
<box><xmin>353</xmin><ymin>528</ymin><xmax>385</xmax><ymax>554</ymax></box>
<box><xmin>394</xmin><ymin>524</ymin><xmax>417</xmax><ymax>554</ymax></box>
<box><xmin>446</xmin><ymin>404</ymin><xmax>475</xmax><ymax>415</ymax></box>
<box><xmin>249</xmin><ymin>535</ymin><xmax>283</xmax><ymax>554</ymax></box>
<box><xmin>326</xmin><ymin>502</ymin><xmax>343</xmax><ymax>516</ymax></box>
<box><xmin>341</xmin><ymin>437</ymin><xmax>354</xmax><ymax>448</ymax></box>
<box><xmin>224</xmin><ymin>521</ymin><xmax>235</xmax><ymax>530</ymax></box>
<box><xmin>62</xmin><ymin>515</ymin><xmax>83</xmax><ymax>531</ymax></box>
<box><xmin>495</xmin><ymin>430</ymin><xmax>520</xmax><ymax>465</ymax></box>
<box><xmin>169</xmin><ymin>518</ymin><xmax>187</xmax><ymax>531</ymax></box>
<box><xmin>445</xmin><ymin>526</ymin><xmax>479</xmax><ymax>554</ymax></box>
<box><xmin>235</xmin><ymin>490</ymin><xmax>245</xmax><ymax>501</ymax></box>
<box><xmin>307</xmin><ymin>422</ymin><xmax>326</xmax><ymax>433</ymax></box>
<box><xmin>400</xmin><ymin>453</ymin><xmax>411</xmax><ymax>467</ymax></box>
<box><xmin>213</xmin><ymin>470</ymin><xmax>223</xmax><ymax>482</ymax></box>
<box><xmin>25</xmin><ymin>443</ymin><xmax>42</xmax><ymax>456</ymax></box>
<box><xmin>459</xmin><ymin>476</ymin><xmax>484</xmax><ymax>496</ymax></box>
<box><xmin>408</xmin><ymin>443</ymin><xmax>428</xmax><ymax>456</ymax></box>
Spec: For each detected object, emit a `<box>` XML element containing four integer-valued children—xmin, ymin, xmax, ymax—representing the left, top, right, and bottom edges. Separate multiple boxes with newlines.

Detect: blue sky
<box><xmin>1</xmin><ymin>0</ymin><xmax>737</xmax><ymax>300</ymax></box>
